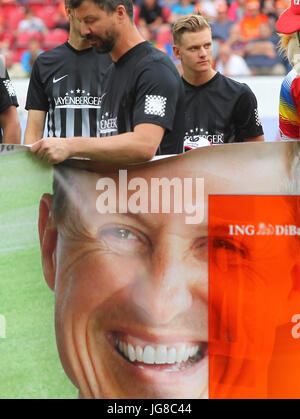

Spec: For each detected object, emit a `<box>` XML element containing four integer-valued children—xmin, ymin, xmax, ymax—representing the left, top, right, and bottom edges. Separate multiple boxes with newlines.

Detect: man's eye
<box><xmin>101</xmin><ymin>228</ymin><xmax>137</xmax><ymax>240</ymax></box>
<box><xmin>213</xmin><ymin>237</ymin><xmax>247</xmax><ymax>258</ymax></box>
<box><xmin>98</xmin><ymin>226</ymin><xmax>150</xmax><ymax>255</ymax></box>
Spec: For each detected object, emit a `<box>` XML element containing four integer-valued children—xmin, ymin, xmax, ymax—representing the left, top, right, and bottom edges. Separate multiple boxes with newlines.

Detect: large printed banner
<box><xmin>1</xmin><ymin>142</ymin><xmax>300</xmax><ymax>399</ymax></box>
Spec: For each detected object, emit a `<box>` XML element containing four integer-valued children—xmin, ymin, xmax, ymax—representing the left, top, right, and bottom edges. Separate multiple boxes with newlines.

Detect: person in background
<box><xmin>172</xmin><ymin>13</ymin><xmax>264</xmax><ymax>150</ymax></box>
<box><xmin>245</xmin><ymin>22</ymin><xmax>286</xmax><ymax>75</ymax></box>
<box><xmin>216</xmin><ymin>42</ymin><xmax>251</xmax><ymax>76</ymax></box>
<box><xmin>239</xmin><ymin>0</ymin><xmax>268</xmax><ymax>41</ymax></box>
<box><xmin>0</xmin><ymin>55</ymin><xmax>21</xmax><ymax>144</ymax></box>
<box><xmin>18</xmin><ymin>7</ymin><xmax>47</xmax><ymax>34</ymax></box>
<box><xmin>276</xmin><ymin>0</ymin><xmax>300</xmax><ymax>140</ymax></box>
<box><xmin>20</xmin><ymin>38</ymin><xmax>43</xmax><ymax>76</ymax></box>
<box><xmin>24</xmin><ymin>0</ymin><xmax>112</xmax><ymax>145</ymax></box>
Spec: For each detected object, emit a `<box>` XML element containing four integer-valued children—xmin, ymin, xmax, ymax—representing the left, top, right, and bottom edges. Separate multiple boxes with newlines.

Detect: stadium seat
<box><xmin>43</xmin><ymin>28</ymin><xmax>69</xmax><ymax>50</ymax></box>
<box><xmin>14</xmin><ymin>31</ymin><xmax>43</xmax><ymax>60</ymax></box>
<box><xmin>35</xmin><ymin>6</ymin><xmax>58</xmax><ymax>29</ymax></box>
<box><xmin>11</xmin><ymin>48</ymin><xmax>22</xmax><ymax>64</ymax></box>
<box><xmin>0</xmin><ymin>2</ymin><xmax>17</xmax><ymax>21</ymax></box>
<box><xmin>156</xmin><ymin>28</ymin><xmax>172</xmax><ymax>45</ymax></box>
<box><xmin>6</xmin><ymin>5</ymin><xmax>25</xmax><ymax>31</ymax></box>
<box><xmin>15</xmin><ymin>30</ymin><xmax>43</xmax><ymax>49</ymax></box>
<box><xmin>0</xmin><ymin>30</ymin><xmax>14</xmax><ymax>48</ymax></box>
<box><xmin>134</xmin><ymin>5</ymin><xmax>140</xmax><ymax>26</ymax></box>
<box><xmin>162</xmin><ymin>6</ymin><xmax>171</xmax><ymax>22</ymax></box>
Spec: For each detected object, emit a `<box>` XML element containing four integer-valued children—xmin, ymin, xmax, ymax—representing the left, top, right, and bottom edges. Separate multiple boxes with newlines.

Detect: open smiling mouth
<box><xmin>114</xmin><ymin>336</ymin><xmax>207</xmax><ymax>372</ymax></box>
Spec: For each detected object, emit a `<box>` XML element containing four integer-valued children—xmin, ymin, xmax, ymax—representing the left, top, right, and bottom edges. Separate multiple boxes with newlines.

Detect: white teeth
<box><xmin>156</xmin><ymin>345</ymin><xmax>167</xmax><ymax>364</ymax></box>
<box><xmin>136</xmin><ymin>345</ymin><xmax>143</xmax><ymax>362</ymax></box>
<box><xmin>128</xmin><ymin>344</ymin><xmax>136</xmax><ymax>362</ymax></box>
<box><xmin>143</xmin><ymin>345</ymin><xmax>155</xmax><ymax>364</ymax></box>
<box><xmin>116</xmin><ymin>340</ymin><xmax>201</xmax><ymax>365</ymax></box>
<box><xmin>167</xmin><ymin>347</ymin><xmax>176</xmax><ymax>364</ymax></box>
<box><xmin>176</xmin><ymin>345</ymin><xmax>185</xmax><ymax>363</ymax></box>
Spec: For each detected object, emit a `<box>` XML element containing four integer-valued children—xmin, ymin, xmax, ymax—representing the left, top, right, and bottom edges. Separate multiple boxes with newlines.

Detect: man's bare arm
<box><xmin>0</xmin><ymin>106</ymin><xmax>21</xmax><ymax>144</ymax></box>
<box><xmin>30</xmin><ymin>123</ymin><xmax>165</xmax><ymax>164</ymax></box>
<box><xmin>24</xmin><ymin>109</ymin><xmax>46</xmax><ymax>145</ymax></box>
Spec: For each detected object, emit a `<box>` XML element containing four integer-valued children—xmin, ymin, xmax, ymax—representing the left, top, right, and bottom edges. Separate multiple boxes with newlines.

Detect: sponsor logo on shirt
<box><xmin>254</xmin><ymin>109</ymin><xmax>262</xmax><ymax>127</ymax></box>
<box><xmin>53</xmin><ymin>74</ymin><xmax>68</xmax><ymax>84</ymax></box>
<box><xmin>98</xmin><ymin>112</ymin><xmax>118</xmax><ymax>135</ymax></box>
<box><xmin>184</xmin><ymin>128</ymin><xmax>224</xmax><ymax>149</ymax></box>
<box><xmin>3</xmin><ymin>79</ymin><xmax>16</xmax><ymax>97</ymax></box>
<box><xmin>144</xmin><ymin>95</ymin><xmax>167</xmax><ymax>117</ymax></box>
<box><xmin>54</xmin><ymin>91</ymin><xmax>106</xmax><ymax>109</ymax></box>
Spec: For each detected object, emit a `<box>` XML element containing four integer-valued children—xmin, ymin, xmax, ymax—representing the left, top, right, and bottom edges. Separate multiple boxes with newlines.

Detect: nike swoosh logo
<box><xmin>53</xmin><ymin>75</ymin><xmax>68</xmax><ymax>84</ymax></box>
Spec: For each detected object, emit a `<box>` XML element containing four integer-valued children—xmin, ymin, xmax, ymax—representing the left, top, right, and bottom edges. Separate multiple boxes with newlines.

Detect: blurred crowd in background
<box><xmin>0</xmin><ymin>0</ymin><xmax>291</xmax><ymax>78</ymax></box>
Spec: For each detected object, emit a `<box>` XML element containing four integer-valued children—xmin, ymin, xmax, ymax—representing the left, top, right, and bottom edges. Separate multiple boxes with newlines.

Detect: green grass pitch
<box><xmin>0</xmin><ymin>150</ymin><xmax>77</xmax><ymax>399</ymax></box>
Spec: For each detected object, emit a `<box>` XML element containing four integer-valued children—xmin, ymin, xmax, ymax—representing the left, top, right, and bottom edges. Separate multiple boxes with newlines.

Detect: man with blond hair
<box><xmin>172</xmin><ymin>13</ymin><xmax>264</xmax><ymax>149</ymax></box>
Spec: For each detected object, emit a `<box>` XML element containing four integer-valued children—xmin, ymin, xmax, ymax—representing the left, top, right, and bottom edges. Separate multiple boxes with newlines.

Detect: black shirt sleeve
<box><xmin>232</xmin><ymin>85</ymin><xmax>264</xmax><ymax>140</ymax></box>
<box><xmin>0</xmin><ymin>70</ymin><xmax>18</xmax><ymax>113</ymax></box>
<box><xmin>25</xmin><ymin>57</ymin><xmax>49</xmax><ymax>112</ymax></box>
<box><xmin>132</xmin><ymin>60</ymin><xmax>180</xmax><ymax>132</ymax></box>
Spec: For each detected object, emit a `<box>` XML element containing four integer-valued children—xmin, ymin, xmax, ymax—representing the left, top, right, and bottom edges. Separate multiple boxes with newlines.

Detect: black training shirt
<box><xmin>0</xmin><ymin>60</ymin><xmax>18</xmax><ymax>143</ymax></box>
<box><xmin>26</xmin><ymin>42</ymin><xmax>112</xmax><ymax>138</ymax></box>
<box><xmin>99</xmin><ymin>41</ymin><xmax>185</xmax><ymax>155</ymax></box>
<box><xmin>183</xmin><ymin>72</ymin><xmax>264</xmax><ymax>150</ymax></box>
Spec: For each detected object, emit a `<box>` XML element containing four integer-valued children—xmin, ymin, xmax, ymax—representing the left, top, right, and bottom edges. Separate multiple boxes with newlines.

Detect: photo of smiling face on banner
<box><xmin>36</xmin><ymin>142</ymin><xmax>300</xmax><ymax>399</ymax></box>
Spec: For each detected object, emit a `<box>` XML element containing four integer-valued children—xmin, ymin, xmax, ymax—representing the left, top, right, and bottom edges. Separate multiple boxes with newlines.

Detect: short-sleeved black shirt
<box><xmin>26</xmin><ymin>42</ymin><xmax>112</xmax><ymax>138</ymax></box>
<box><xmin>99</xmin><ymin>41</ymin><xmax>185</xmax><ymax>155</ymax></box>
<box><xmin>183</xmin><ymin>72</ymin><xmax>264</xmax><ymax>150</ymax></box>
<box><xmin>0</xmin><ymin>66</ymin><xmax>18</xmax><ymax>143</ymax></box>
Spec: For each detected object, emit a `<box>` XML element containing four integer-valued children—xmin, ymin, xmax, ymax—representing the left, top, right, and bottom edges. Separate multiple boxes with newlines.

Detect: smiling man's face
<box><xmin>39</xmin><ymin>143</ymin><xmax>300</xmax><ymax>399</ymax></box>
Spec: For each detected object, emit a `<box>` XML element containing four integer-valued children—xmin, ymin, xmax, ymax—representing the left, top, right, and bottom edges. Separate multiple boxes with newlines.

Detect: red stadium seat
<box><xmin>6</xmin><ymin>6</ymin><xmax>25</xmax><ymax>31</ymax></box>
<box><xmin>15</xmin><ymin>30</ymin><xmax>43</xmax><ymax>48</ymax></box>
<box><xmin>156</xmin><ymin>28</ymin><xmax>172</xmax><ymax>45</ymax></box>
<box><xmin>134</xmin><ymin>5</ymin><xmax>140</xmax><ymax>26</ymax></box>
<box><xmin>35</xmin><ymin>6</ymin><xmax>58</xmax><ymax>29</ymax></box>
<box><xmin>11</xmin><ymin>48</ymin><xmax>22</xmax><ymax>64</ymax></box>
<box><xmin>0</xmin><ymin>30</ymin><xmax>14</xmax><ymax>47</ymax></box>
<box><xmin>0</xmin><ymin>2</ymin><xmax>17</xmax><ymax>21</ymax></box>
<box><xmin>43</xmin><ymin>28</ymin><xmax>69</xmax><ymax>50</ymax></box>
<box><xmin>162</xmin><ymin>6</ymin><xmax>171</xmax><ymax>22</ymax></box>
<box><xmin>14</xmin><ymin>31</ymin><xmax>43</xmax><ymax>58</ymax></box>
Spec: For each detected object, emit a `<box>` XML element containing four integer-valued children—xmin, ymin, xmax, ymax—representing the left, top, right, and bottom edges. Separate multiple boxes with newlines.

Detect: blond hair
<box><xmin>172</xmin><ymin>14</ymin><xmax>211</xmax><ymax>46</ymax></box>
<box><xmin>278</xmin><ymin>33</ymin><xmax>292</xmax><ymax>57</ymax></box>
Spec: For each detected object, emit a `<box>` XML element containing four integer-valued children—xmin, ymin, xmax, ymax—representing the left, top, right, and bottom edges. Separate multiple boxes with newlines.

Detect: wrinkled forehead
<box><xmin>53</xmin><ymin>143</ymin><xmax>297</xmax><ymax>238</ymax></box>
<box><xmin>59</xmin><ymin>142</ymin><xmax>293</xmax><ymax>209</ymax></box>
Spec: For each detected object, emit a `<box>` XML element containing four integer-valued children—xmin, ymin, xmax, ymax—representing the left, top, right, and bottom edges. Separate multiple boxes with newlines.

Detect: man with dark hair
<box><xmin>30</xmin><ymin>0</ymin><xmax>185</xmax><ymax>164</ymax></box>
<box><xmin>24</xmin><ymin>0</ymin><xmax>111</xmax><ymax>144</ymax></box>
<box><xmin>70</xmin><ymin>0</ymin><xmax>134</xmax><ymax>18</ymax></box>
<box><xmin>172</xmin><ymin>14</ymin><xmax>264</xmax><ymax>149</ymax></box>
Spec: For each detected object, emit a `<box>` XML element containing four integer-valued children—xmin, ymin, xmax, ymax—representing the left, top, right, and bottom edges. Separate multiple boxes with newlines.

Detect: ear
<box><xmin>172</xmin><ymin>44</ymin><xmax>181</xmax><ymax>59</ymax></box>
<box><xmin>65</xmin><ymin>6</ymin><xmax>72</xmax><ymax>19</ymax></box>
<box><xmin>39</xmin><ymin>193</ymin><xmax>58</xmax><ymax>291</ymax></box>
<box><xmin>115</xmin><ymin>4</ymin><xmax>127</xmax><ymax>22</ymax></box>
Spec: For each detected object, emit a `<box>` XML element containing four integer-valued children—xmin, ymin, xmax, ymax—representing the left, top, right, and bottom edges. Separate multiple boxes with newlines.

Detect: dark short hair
<box><xmin>69</xmin><ymin>0</ymin><xmax>134</xmax><ymax>20</ymax></box>
<box><xmin>65</xmin><ymin>0</ymin><xmax>73</xmax><ymax>8</ymax></box>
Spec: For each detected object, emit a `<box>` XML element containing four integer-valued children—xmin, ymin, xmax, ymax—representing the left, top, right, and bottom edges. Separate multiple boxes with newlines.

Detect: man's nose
<box><xmin>80</xmin><ymin>22</ymin><xmax>91</xmax><ymax>37</ymax></box>
<box><xmin>130</xmin><ymin>240</ymin><xmax>196</xmax><ymax>325</ymax></box>
<box><xmin>199</xmin><ymin>47</ymin><xmax>208</xmax><ymax>57</ymax></box>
